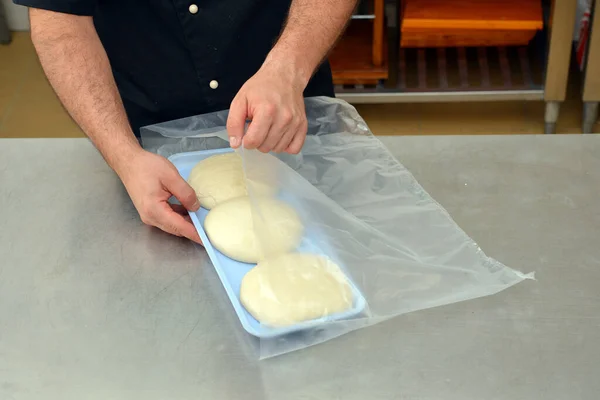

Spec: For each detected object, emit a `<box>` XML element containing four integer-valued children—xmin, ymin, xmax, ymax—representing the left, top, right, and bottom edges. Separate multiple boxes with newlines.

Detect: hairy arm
<box><xmin>30</xmin><ymin>9</ymin><xmax>201</xmax><ymax>243</ymax></box>
<box><xmin>29</xmin><ymin>9</ymin><xmax>139</xmax><ymax>171</ymax></box>
<box><xmin>267</xmin><ymin>0</ymin><xmax>358</xmax><ymax>88</ymax></box>
<box><xmin>227</xmin><ymin>0</ymin><xmax>358</xmax><ymax>153</ymax></box>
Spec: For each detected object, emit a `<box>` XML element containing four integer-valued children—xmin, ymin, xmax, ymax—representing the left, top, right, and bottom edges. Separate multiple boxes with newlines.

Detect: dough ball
<box><xmin>240</xmin><ymin>253</ymin><xmax>353</xmax><ymax>327</ymax></box>
<box><xmin>187</xmin><ymin>153</ymin><xmax>275</xmax><ymax>210</ymax></box>
<box><xmin>204</xmin><ymin>196</ymin><xmax>303</xmax><ymax>263</ymax></box>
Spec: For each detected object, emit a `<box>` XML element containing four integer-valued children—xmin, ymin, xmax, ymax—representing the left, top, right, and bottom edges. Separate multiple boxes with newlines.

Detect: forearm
<box><xmin>29</xmin><ymin>9</ymin><xmax>140</xmax><ymax>174</ymax></box>
<box><xmin>264</xmin><ymin>0</ymin><xmax>358</xmax><ymax>86</ymax></box>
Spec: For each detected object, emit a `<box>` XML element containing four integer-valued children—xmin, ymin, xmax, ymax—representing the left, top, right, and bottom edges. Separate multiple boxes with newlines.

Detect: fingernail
<box><xmin>230</xmin><ymin>137</ymin><xmax>240</xmax><ymax>148</ymax></box>
<box><xmin>193</xmin><ymin>199</ymin><xmax>200</xmax><ymax>210</ymax></box>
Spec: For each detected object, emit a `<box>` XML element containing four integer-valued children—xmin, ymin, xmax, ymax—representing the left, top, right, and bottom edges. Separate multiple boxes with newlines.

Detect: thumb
<box><xmin>226</xmin><ymin>96</ymin><xmax>248</xmax><ymax>148</ymax></box>
<box><xmin>167</xmin><ymin>171</ymin><xmax>200</xmax><ymax>211</ymax></box>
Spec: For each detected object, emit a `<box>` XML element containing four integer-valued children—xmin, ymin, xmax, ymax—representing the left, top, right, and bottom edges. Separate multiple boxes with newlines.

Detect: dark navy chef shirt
<box><xmin>14</xmin><ymin>0</ymin><xmax>335</xmax><ymax>135</ymax></box>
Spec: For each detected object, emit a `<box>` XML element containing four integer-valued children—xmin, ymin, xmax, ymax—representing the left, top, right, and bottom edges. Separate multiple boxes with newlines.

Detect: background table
<box><xmin>1</xmin><ymin>136</ymin><xmax>599</xmax><ymax>399</ymax></box>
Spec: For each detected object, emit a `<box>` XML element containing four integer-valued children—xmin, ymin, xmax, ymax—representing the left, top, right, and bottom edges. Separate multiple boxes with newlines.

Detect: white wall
<box><xmin>2</xmin><ymin>0</ymin><xmax>30</xmax><ymax>31</ymax></box>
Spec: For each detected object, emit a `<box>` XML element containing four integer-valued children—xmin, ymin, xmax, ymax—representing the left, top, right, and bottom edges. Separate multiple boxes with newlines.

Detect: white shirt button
<box><xmin>209</xmin><ymin>80</ymin><xmax>219</xmax><ymax>89</ymax></box>
<box><xmin>189</xmin><ymin>4</ymin><xmax>199</xmax><ymax>14</ymax></box>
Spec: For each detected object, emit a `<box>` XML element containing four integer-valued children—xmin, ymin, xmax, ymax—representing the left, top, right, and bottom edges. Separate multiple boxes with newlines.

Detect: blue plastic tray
<box><xmin>168</xmin><ymin>148</ymin><xmax>367</xmax><ymax>338</ymax></box>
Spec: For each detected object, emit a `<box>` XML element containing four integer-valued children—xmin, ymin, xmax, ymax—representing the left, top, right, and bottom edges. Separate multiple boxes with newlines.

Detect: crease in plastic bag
<box><xmin>141</xmin><ymin>97</ymin><xmax>533</xmax><ymax>359</ymax></box>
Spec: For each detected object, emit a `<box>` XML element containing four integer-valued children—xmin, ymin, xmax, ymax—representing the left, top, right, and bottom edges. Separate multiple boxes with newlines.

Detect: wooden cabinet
<box><xmin>329</xmin><ymin>0</ymin><xmax>388</xmax><ymax>85</ymax></box>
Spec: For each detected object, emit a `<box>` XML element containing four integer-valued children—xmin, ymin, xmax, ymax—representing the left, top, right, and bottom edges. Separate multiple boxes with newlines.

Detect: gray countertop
<box><xmin>1</xmin><ymin>135</ymin><xmax>599</xmax><ymax>400</ymax></box>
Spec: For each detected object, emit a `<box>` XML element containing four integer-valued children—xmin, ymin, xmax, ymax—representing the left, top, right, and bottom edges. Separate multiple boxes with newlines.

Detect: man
<box><xmin>16</xmin><ymin>0</ymin><xmax>357</xmax><ymax>243</ymax></box>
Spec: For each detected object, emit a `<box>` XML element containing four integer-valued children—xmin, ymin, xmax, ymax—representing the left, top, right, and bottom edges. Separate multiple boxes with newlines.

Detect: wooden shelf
<box><xmin>330</xmin><ymin>0</ymin><xmax>387</xmax><ymax>85</ymax></box>
<box><xmin>401</xmin><ymin>0</ymin><xmax>544</xmax><ymax>48</ymax></box>
<box><xmin>330</xmin><ymin>21</ymin><xmax>389</xmax><ymax>85</ymax></box>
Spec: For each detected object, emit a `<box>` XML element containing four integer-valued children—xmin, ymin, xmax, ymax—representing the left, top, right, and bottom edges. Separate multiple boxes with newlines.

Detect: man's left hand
<box><xmin>227</xmin><ymin>62</ymin><xmax>308</xmax><ymax>154</ymax></box>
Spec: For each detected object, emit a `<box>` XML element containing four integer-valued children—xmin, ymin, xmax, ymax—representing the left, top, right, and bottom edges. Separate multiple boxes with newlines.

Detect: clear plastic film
<box><xmin>141</xmin><ymin>97</ymin><xmax>533</xmax><ymax>359</ymax></box>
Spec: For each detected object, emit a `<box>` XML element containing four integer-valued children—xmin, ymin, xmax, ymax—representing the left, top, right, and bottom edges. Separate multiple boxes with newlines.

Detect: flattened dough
<box><xmin>240</xmin><ymin>253</ymin><xmax>353</xmax><ymax>327</ymax></box>
<box><xmin>204</xmin><ymin>197</ymin><xmax>303</xmax><ymax>263</ymax></box>
<box><xmin>187</xmin><ymin>153</ymin><xmax>275</xmax><ymax>209</ymax></box>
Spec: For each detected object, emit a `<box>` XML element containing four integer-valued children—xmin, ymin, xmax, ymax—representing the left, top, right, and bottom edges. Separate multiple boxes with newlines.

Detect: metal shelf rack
<box><xmin>335</xmin><ymin>0</ymin><xmax>579</xmax><ymax>134</ymax></box>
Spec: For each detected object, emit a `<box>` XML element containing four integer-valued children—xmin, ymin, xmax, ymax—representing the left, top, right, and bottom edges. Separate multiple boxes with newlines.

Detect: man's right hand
<box><xmin>115</xmin><ymin>149</ymin><xmax>202</xmax><ymax>244</ymax></box>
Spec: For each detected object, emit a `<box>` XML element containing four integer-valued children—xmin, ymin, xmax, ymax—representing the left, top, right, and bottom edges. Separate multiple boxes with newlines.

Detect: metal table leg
<box><xmin>545</xmin><ymin>101</ymin><xmax>561</xmax><ymax>134</ymax></box>
<box><xmin>0</xmin><ymin>2</ymin><xmax>12</xmax><ymax>45</ymax></box>
<box><xmin>583</xmin><ymin>102</ymin><xmax>599</xmax><ymax>133</ymax></box>
<box><xmin>543</xmin><ymin>0</ymin><xmax>578</xmax><ymax>133</ymax></box>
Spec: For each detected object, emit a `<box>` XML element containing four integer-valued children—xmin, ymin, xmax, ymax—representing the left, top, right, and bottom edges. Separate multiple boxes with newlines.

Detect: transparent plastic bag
<box><xmin>141</xmin><ymin>97</ymin><xmax>533</xmax><ymax>359</ymax></box>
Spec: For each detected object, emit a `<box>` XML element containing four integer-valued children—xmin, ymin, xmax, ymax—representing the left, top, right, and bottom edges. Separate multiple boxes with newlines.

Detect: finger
<box><xmin>168</xmin><ymin>208</ymin><xmax>196</xmax><ymax>230</ymax></box>
<box><xmin>285</xmin><ymin>119</ymin><xmax>308</xmax><ymax>154</ymax></box>
<box><xmin>154</xmin><ymin>202</ymin><xmax>202</xmax><ymax>244</ymax></box>
<box><xmin>164</xmin><ymin>169</ymin><xmax>200</xmax><ymax>211</ymax></box>
<box><xmin>169</xmin><ymin>203</ymin><xmax>188</xmax><ymax>215</ymax></box>
<box><xmin>243</xmin><ymin>105</ymin><xmax>274</xmax><ymax>150</ymax></box>
<box><xmin>273</xmin><ymin>125</ymin><xmax>296</xmax><ymax>153</ymax></box>
<box><xmin>226</xmin><ymin>96</ymin><xmax>248</xmax><ymax>149</ymax></box>
<box><xmin>259</xmin><ymin>109</ymin><xmax>294</xmax><ymax>153</ymax></box>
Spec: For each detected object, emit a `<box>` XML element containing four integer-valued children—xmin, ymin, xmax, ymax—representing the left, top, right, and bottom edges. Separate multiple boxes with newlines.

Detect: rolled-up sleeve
<box><xmin>13</xmin><ymin>0</ymin><xmax>97</xmax><ymax>16</ymax></box>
